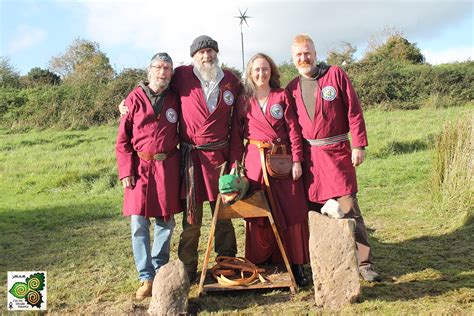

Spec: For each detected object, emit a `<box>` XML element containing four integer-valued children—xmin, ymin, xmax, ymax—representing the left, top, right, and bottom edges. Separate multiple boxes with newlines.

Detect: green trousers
<box><xmin>178</xmin><ymin>201</ymin><xmax>237</xmax><ymax>273</ymax></box>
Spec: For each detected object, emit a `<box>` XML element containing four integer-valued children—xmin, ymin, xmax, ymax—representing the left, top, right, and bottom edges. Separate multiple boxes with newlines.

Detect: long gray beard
<box><xmin>195</xmin><ymin>57</ymin><xmax>219</xmax><ymax>82</ymax></box>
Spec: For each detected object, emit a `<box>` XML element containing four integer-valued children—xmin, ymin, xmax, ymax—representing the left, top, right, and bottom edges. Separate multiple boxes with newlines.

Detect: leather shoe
<box><xmin>291</xmin><ymin>264</ymin><xmax>310</xmax><ymax>287</ymax></box>
<box><xmin>135</xmin><ymin>280</ymin><xmax>153</xmax><ymax>300</ymax></box>
<box><xmin>359</xmin><ymin>265</ymin><xmax>381</xmax><ymax>282</ymax></box>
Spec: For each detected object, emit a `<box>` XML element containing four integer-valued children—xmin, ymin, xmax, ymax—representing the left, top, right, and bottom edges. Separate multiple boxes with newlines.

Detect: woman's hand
<box><xmin>121</xmin><ymin>176</ymin><xmax>135</xmax><ymax>189</ymax></box>
<box><xmin>292</xmin><ymin>161</ymin><xmax>302</xmax><ymax>181</ymax></box>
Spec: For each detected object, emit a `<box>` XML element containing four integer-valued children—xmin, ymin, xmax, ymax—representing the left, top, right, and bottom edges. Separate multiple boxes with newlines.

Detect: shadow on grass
<box><xmin>190</xmin><ymin>214</ymin><xmax>473</xmax><ymax>312</ymax></box>
<box><xmin>189</xmin><ymin>288</ymin><xmax>296</xmax><ymax>314</ymax></box>
<box><xmin>362</xmin><ymin>214</ymin><xmax>473</xmax><ymax>302</ymax></box>
<box><xmin>372</xmin><ymin>139</ymin><xmax>430</xmax><ymax>158</ymax></box>
<box><xmin>0</xmin><ymin>202</ymin><xmax>120</xmax><ymax>275</ymax></box>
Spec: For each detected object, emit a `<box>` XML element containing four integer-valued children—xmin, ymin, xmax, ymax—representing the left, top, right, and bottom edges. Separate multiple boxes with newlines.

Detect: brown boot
<box><xmin>135</xmin><ymin>280</ymin><xmax>153</xmax><ymax>300</ymax></box>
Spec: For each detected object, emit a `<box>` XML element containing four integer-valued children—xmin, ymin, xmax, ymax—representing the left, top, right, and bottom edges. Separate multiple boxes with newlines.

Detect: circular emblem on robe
<box><xmin>223</xmin><ymin>90</ymin><xmax>234</xmax><ymax>105</ymax></box>
<box><xmin>270</xmin><ymin>104</ymin><xmax>284</xmax><ymax>120</ymax></box>
<box><xmin>165</xmin><ymin>108</ymin><xmax>178</xmax><ymax>123</ymax></box>
<box><xmin>321</xmin><ymin>86</ymin><xmax>337</xmax><ymax>101</ymax></box>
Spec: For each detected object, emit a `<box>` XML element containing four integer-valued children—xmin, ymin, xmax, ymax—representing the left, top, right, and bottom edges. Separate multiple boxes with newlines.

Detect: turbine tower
<box><xmin>235</xmin><ymin>8</ymin><xmax>251</xmax><ymax>75</ymax></box>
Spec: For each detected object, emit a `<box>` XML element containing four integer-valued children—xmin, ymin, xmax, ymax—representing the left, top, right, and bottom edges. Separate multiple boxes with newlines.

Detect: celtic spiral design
<box><xmin>27</xmin><ymin>277</ymin><xmax>40</xmax><ymax>290</ymax></box>
<box><xmin>10</xmin><ymin>282</ymin><xmax>28</xmax><ymax>297</ymax></box>
<box><xmin>26</xmin><ymin>290</ymin><xmax>41</xmax><ymax>305</ymax></box>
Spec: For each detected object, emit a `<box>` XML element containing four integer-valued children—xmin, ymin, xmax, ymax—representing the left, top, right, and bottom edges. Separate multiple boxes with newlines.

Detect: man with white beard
<box><xmin>120</xmin><ymin>36</ymin><xmax>242</xmax><ymax>283</ymax></box>
<box><xmin>172</xmin><ymin>35</ymin><xmax>241</xmax><ymax>283</ymax></box>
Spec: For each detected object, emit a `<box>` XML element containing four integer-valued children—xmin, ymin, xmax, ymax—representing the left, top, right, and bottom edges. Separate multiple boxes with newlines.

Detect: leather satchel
<box><xmin>265</xmin><ymin>144</ymin><xmax>292</xmax><ymax>179</ymax></box>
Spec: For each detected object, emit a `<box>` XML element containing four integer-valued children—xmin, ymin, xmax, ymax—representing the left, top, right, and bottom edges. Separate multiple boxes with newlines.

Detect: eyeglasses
<box><xmin>150</xmin><ymin>65</ymin><xmax>172</xmax><ymax>71</ymax></box>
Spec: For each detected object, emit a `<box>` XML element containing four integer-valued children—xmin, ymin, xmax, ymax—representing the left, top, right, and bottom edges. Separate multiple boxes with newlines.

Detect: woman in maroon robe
<box><xmin>229</xmin><ymin>53</ymin><xmax>310</xmax><ymax>286</ymax></box>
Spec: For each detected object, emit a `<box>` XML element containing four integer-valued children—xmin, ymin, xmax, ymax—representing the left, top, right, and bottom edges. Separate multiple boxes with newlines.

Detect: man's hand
<box><xmin>352</xmin><ymin>147</ymin><xmax>365</xmax><ymax>167</ymax></box>
<box><xmin>121</xmin><ymin>176</ymin><xmax>136</xmax><ymax>189</ymax></box>
<box><xmin>119</xmin><ymin>99</ymin><xmax>129</xmax><ymax>116</ymax></box>
<box><xmin>292</xmin><ymin>161</ymin><xmax>302</xmax><ymax>181</ymax></box>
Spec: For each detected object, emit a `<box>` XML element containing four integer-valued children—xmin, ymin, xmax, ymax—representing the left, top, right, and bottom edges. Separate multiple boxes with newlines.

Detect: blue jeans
<box><xmin>131</xmin><ymin>215</ymin><xmax>175</xmax><ymax>282</ymax></box>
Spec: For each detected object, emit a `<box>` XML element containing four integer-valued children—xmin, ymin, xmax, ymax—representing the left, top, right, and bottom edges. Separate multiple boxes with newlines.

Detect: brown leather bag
<box><xmin>265</xmin><ymin>144</ymin><xmax>292</xmax><ymax>179</ymax></box>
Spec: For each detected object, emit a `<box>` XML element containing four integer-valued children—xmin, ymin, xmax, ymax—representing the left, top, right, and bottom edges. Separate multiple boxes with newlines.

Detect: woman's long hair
<box><xmin>244</xmin><ymin>53</ymin><xmax>281</xmax><ymax>98</ymax></box>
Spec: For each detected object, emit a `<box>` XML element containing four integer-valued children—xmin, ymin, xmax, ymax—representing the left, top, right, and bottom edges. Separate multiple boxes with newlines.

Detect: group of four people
<box><xmin>115</xmin><ymin>34</ymin><xmax>380</xmax><ymax>301</ymax></box>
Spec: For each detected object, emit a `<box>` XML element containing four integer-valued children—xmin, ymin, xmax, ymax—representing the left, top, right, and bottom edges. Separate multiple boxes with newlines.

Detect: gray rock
<box><xmin>308</xmin><ymin>211</ymin><xmax>361</xmax><ymax>310</ymax></box>
<box><xmin>148</xmin><ymin>260</ymin><xmax>190</xmax><ymax>316</ymax></box>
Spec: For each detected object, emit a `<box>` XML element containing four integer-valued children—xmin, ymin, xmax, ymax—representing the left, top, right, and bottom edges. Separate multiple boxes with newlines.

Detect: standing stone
<box><xmin>309</xmin><ymin>211</ymin><xmax>361</xmax><ymax>310</ymax></box>
<box><xmin>148</xmin><ymin>260</ymin><xmax>190</xmax><ymax>316</ymax></box>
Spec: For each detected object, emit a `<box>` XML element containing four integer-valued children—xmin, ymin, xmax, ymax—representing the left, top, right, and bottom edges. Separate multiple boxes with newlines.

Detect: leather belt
<box><xmin>305</xmin><ymin>133</ymin><xmax>349</xmax><ymax>147</ymax></box>
<box><xmin>137</xmin><ymin>151</ymin><xmax>168</xmax><ymax>161</ymax></box>
<box><xmin>181</xmin><ymin>139</ymin><xmax>230</xmax><ymax>225</ymax></box>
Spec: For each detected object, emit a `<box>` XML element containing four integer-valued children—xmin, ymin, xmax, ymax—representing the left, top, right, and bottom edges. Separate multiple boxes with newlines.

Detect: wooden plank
<box><xmin>218</xmin><ymin>191</ymin><xmax>272</xmax><ymax>219</ymax></box>
<box><xmin>202</xmin><ymin>269</ymin><xmax>294</xmax><ymax>292</ymax></box>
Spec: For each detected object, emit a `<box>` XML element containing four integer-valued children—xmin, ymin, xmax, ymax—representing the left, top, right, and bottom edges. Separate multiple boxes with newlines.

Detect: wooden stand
<box><xmin>197</xmin><ymin>190</ymin><xmax>297</xmax><ymax>296</ymax></box>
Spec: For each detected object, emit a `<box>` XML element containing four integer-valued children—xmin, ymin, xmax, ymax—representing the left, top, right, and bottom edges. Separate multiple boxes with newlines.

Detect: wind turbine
<box><xmin>235</xmin><ymin>8</ymin><xmax>251</xmax><ymax>75</ymax></box>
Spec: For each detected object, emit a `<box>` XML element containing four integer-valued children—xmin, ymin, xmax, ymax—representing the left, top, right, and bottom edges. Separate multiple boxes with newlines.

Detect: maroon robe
<box><xmin>171</xmin><ymin>65</ymin><xmax>242</xmax><ymax>203</ymax></box>
<box><xmin>116</xmin><ymin>86</ymin><xmax>181</xmax><ymax>218</ymax></box>
<box><xmin>286</xmin><ymin>66</ymin><xmax>368</xmax><ymax>203</ymax></box>
<box><xmin>229</xmin><ymin>88</ymin><xmax>309</xmax><ymax>264</ymax></box>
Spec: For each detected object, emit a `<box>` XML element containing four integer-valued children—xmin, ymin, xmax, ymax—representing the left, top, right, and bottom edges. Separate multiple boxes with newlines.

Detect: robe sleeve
<box><xmin>228</xmin><ymin>96</ymin><xmax>246</xmax><ymax>168</ymax></box>
<box><xmin>339</xmin><ymin>68</ymin><xmax>368</xmax><ymax>148</ymax></box>
<box><xmin>283</xmin><ymin>90</ymin><xmax>304</xmax><ymax>162</ymax></box>
<box><xmin>115</xmin><ymin>94</ymin><xmax>136</xmax><ymax>180</ymax></box>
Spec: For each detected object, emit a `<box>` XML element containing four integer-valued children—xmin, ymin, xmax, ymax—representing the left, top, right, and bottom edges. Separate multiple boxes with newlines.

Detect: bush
<box><xmin>279</xmin><ymin>62</ymin><xmax>298</xmax><ymax>87</ymax></box>
<box><xmin>93</xmin><ymin>68</ymin><xmax>146</xmax><ymax>124</ymax></box>
<box><xmin>347</xmin><ymin>60</ymin><xmax>473</xmax><ymax>109</ymax></box>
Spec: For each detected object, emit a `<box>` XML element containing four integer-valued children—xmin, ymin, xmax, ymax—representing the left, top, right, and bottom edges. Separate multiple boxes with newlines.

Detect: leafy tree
<box><xmin>221</xmin><ymin>63</ymin><xmax>243</xmax><ymax>79</ymax></box>
<box><xmin>362</xmin><ymin>34</ymin><xmax>425</xmax><ymax>65</ymax></box>
<box><xmin>49</xmin><ymin>38</ymin><xmax>114</xmax><ymax>85</ymax></box>
<box><xmin>0</xmin><ymin>57</ymin><xmax>21</xmax><ymax>89</ymax></box>
<box><xmin>278</xmin><ymin>62</ymin><xmax>298</xmax><ymax>87</ymax></box>
<box><xmin>93</xmin><ymin>68</ymin><xmax>147</xmax><ymax>123</ymax></box>
<box><xmin>326</xmin><ymin>42</ymin><xmax>357</xmax><ymax>66</ymax></box>
<box><xmin>21</xmin><ymin>67</ymin><xmax>61</xmax><ymax>87</ymax></box>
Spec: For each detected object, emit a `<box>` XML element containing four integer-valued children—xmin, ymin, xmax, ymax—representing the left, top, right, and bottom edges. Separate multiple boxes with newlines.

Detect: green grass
<box><xmin>1</xmin><ymin>104</ymin><xmax>473</xmax><ymax>314</ymax></box>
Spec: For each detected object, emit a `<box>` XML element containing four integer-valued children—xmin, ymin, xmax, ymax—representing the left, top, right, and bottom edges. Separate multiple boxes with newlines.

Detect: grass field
<box><xmin>1</xmin><ymin>104</ymin><xmax>473</xmax><ymax>314</ymax></box>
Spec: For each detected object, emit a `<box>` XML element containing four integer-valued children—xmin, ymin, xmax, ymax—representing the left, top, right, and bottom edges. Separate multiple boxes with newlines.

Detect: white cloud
<box><xmin>8</xmin><ymin>25</ymin><xmax>46</xmax><ymax>54</ymax></box>
<box><xmin>423</xmin><ymin>47</ymin><xmax>473</xmax><ymax>64</ymax></box>
<box><xmin>77</xmin><ymin>0</ymin><xmax>473</xmax><ymax>69</ymax></box>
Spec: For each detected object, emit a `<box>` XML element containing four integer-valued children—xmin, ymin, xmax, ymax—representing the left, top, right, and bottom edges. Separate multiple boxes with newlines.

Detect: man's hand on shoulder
<box><xmin>119</xmin><ymin>99</ymin><xmax>129</xmax><ymax>116</ymax></box>
<box><xmin>352</xmin><ymin>147</ymin><xmax>365</xmax><ymax>167</ymax></box>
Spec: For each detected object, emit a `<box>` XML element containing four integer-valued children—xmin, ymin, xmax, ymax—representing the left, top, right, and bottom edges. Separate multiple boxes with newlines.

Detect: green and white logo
<box><xmin>321</xmin><ymin>86</ymin><xmax>337</xmax><ymax>101</ymax></box>
<box><xmin>8</xmin><ymin>271</ymin><xmax>47</xmax><ymax>311</ymax></box>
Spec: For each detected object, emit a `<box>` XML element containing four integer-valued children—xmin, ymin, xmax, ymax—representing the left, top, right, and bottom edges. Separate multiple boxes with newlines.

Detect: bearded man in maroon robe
<box><xmin>286</xmin><ymin>34</ymin><xmax>381</xmax><ymax>282</ymax></box>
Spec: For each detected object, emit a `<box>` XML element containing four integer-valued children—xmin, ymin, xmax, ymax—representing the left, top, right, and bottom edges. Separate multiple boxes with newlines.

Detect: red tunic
<box><xmin>116</xmin><ymin>87</ymin><xmax>181</xmax><ymax>218</ymax></box>
<box><xmin>171</xmin><ymin>65</ymin><xmax>242</xmax><ymax>203</ymax></box>
<box><xmin>286</xmin><ymin>66</ymin><xmax>368</xmax><ymax>203</ymax></box>
<box><xmin>229</xmin><ymin>88</ymin><xmax>309</xmax><ymax>264</ymax></box>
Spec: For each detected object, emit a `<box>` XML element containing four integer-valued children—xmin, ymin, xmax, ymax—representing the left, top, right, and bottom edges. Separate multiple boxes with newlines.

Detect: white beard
<box><xmin>194</xmin><ymin>57</ymin><xmax>219</xmax><ymax>82</ymax></box>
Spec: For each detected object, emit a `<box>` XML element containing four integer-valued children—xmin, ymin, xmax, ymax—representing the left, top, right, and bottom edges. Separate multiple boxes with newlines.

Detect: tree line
<box><xmin>0</xmin><ymin>34</ymin><xmax>472</xmax><ymax>129</ymax></box>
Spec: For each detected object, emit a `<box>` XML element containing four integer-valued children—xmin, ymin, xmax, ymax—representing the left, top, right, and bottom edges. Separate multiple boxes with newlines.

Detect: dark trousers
<box><xmin>178</xmin><ymin>201</ymin><xmax>237</xmax><ymax>273</ymax></box>
<box><xmin>308</xmin><ymin>194</ymin><xmax>373</xmax><ymax>266</ymax></box>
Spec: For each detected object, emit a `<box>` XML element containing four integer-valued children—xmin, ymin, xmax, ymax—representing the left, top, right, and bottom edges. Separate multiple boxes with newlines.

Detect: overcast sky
<box><xmin>1</xmin><ymin>0</ymin><xmax>472</xmax><ymax>74</ymax></box>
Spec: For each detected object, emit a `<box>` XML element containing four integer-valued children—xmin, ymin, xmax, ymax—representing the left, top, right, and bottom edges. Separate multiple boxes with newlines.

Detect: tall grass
<box><xmin>431</xmin><ymin>116</ymin><xmax>473</xmax><ymax>223</ymax></box>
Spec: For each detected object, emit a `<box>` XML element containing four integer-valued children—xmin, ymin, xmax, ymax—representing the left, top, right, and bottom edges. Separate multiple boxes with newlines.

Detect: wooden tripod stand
<box><xmin>197</xmin><ymin>190</ymin><xmax>297</xmax><ymax>296</ymax></box>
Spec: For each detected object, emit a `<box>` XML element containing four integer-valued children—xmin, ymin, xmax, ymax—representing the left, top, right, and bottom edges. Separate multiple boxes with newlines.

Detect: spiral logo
<box><xmin>28</xmin><ymin>277</ymin><xmax>41</xmax><ymax>290</ymax></box>
<box><xmin>8</xmin><ymin>272</ymin><xmax>46</xmax><ymax>310</ymax></box>
<box><xmin>11</xmin><ymin>282</ymin><xmax>28</xmax><ymax>297</ymax></box>
<box><xmin>27</xmin><ymin>290</ymin><xmax>41</xmax><ymax>306</ymax></box>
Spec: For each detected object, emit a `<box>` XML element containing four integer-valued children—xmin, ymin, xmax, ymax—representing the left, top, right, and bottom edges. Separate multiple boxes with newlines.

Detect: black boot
<box><xmin>291</xmin><ymin>264</ymin><xmax>309</xmax><ymax>287</ymax></box>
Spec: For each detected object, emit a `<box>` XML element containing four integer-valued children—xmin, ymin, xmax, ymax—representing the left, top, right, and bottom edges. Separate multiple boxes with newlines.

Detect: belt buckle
<box><xmin>153</xmin><ymin>153</ymin><xmax>167</xmax><ymax>161</ymax></box>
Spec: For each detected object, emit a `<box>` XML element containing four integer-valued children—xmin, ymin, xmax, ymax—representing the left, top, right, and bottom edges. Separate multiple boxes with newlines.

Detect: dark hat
<box><xmin>150</xmin><ymin>52</ymin><xmax>173</xmax><ymax>67</ymax></box>
<box><xmin>190</xmin><ymin>35</ymin><xmax>219</xmax><ymax>57</ymax></box>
